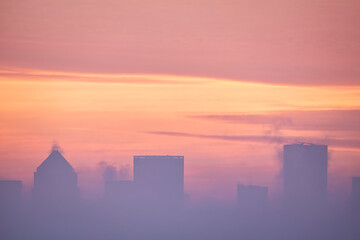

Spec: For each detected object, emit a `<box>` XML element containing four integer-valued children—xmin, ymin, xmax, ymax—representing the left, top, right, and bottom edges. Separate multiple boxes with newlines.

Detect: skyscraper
<box><xmin>0</xmin><ymin>180</ymin><xmax>22</xmax><ymax>209</ymax></box>
<box><xmin>283</xmin><ymin>143</ymin><xmax>327</xmax><ymax>209</ymax></box>
<box><xmin>32</xmin><ymin>145</ymin><xmax>79</xmax><ymax>206</ymax></box>
<box><xmin>351</xmin><ymin>177</ymin><xmax>360</xmax><ymax>213</ymax></box>
<box><xmin>0</xmin><ymin>181</ymin><xmax>23</xmax><ymax>240</ymax></box>
<box><xmin>134</xmin><ymin>155</ymin><xmax>184</xmax><ymax>208</ymax></box>
<box><xmin>351</xmin><ymin>177</ymin><xmax>360</xmax><ymax>199</ymax></box>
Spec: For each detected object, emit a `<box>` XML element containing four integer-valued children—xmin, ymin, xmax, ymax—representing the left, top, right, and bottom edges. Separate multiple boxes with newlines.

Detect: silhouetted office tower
<box><xmin>237</xmin><ymin>184</ymin><xmax>268</xmax><ymax>215</ymax></box>
<box><xmin>283</xmin><ymin>143</ymin><xmax>327</xmax><ymax>209</ymax></box>
<box><xmin>0</xmin><ymin>181</ymin><xmax>23</xmax><ymax>240</ymax></box>
<box><xmin>134</xmin><ymin>155</ymin><xmax>184</xmax><ymax>207</ymax></box>
<box><xmin>0</xmin><ymin>180</ymin><xmax>22</xmax><ymax>209</ymax></box>
<box><xmin>351</xmin><ymin>177</ymin><xmax>360</xmax><ymax>212</ymax></box>
<box><xmin>32</xmin><ymin>146</ymin><xmax>79</xmax><ymax>206</ymax></box>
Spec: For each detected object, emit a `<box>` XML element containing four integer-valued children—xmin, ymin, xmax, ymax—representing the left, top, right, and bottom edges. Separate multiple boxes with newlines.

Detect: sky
<box><xmin>0</xmin><ymin>0</ymin><xmax>359</xmax><ymax>203</ymax></box>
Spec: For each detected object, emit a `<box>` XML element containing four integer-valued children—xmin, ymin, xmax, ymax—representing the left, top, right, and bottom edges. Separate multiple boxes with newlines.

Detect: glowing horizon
<box><xmin>1</xmin><ymin>71</ymin><xmax>359</xmax><ymax>202</ymax></box>
<box><xmin>1</xmin><ymin>0</ymin><xmax>359</xmax><ymax>204</ymax></box>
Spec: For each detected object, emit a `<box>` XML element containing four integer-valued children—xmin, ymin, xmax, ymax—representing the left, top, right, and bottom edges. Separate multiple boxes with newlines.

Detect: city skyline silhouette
<box><xmin>1</xmin><ymin>1</ymin><xmax>359</xmax><ymax>239</ymax></box>
<box><xmin>1</xmin><ymin>142</ymin><xmax>360</xmax><ymax>239</ymax></box>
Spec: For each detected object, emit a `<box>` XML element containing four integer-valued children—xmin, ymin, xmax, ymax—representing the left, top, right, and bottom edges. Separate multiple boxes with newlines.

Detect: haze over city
<box><xmin>0</xmin><ymin>0</ymin><xmax>360</xmax><ymax>239</ymax></box>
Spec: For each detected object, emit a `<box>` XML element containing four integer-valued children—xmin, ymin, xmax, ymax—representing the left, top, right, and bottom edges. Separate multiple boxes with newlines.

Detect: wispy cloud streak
<box><xmin>190</xmin><ymin>110</ymin><xmax>360</xmax><ymax>132</ymax></box>
<box><xmin>148</xmin><ymin>131</ymin><xmax>360</xmax><ymax>150</ymax></box>
<box><xmin>0</xmin><ymin>69</ymin><xmax>206</xmax><ymax>85</ymax></box>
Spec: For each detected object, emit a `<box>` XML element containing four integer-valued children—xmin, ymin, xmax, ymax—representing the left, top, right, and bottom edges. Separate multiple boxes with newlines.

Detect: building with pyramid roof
<box><xmin>32</xmin><ymin>145</ymin><xmax>79</xmax><ymax>206</ymax></box>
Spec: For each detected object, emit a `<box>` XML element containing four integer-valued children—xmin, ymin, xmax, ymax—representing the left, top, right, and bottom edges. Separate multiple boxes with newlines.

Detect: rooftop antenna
<box><xmin>292</xmin><ymin>140</ymin><xmax>313</xmax><ymax>145</ymax></box>
<box><xmin>51</xmin><ymin>141</ymin><xmax>64</xmax><ymax>154</ymax></box>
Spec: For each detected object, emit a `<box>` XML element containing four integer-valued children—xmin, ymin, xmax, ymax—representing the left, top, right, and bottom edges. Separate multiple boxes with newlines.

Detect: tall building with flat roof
<box><xmin>283</xmin><ymin>143</ymin><xmax>327</xmax><ymax>209</ymax></box>
<box><xmin>0</xmin><ymin>180</ymin><xmax>23</xmax><ymax>239</ymax></box>
<box><xmin>351</xmin><ymin>177</ymin><xmax>360</xmax><ymax>213</ymax></box>
<box><xmin>352</xmin><ymin>177</ymin><xmax>360</xmax><ymax>198</ymax></box>
<box><xmin>134</xmin><ymin>155</ymin><xmax>184</xmax><ymax>208</ymax></box>
<box><xmin>0</xmin><ymin>180</ymin><xmax>22</xmax><ymax>207</ymax></box>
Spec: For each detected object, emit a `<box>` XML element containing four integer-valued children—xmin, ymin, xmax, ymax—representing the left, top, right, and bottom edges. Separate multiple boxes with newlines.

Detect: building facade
<box><xmin>134</xmin><ymin>155</ymin><xmax>184</xmax><ymax>208</ymax></box>
<box><xmin>283</xmin><ymin>143</ymin><xmax>327</xmax><ymax>209</ymax></box>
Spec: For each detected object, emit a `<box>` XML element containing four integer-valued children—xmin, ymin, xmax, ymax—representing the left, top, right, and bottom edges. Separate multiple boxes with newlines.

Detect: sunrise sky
<box><xmin>0</xmin><ymin>0</ymin><xmax>359</xmax><ymax>203</ymax></box>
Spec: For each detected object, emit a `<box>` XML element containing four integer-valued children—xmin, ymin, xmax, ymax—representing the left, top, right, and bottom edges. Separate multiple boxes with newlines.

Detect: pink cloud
<box><xmin>1</xmin><ymin>0</ymin><xmax>359</xmax><ymax>85</ymax></box>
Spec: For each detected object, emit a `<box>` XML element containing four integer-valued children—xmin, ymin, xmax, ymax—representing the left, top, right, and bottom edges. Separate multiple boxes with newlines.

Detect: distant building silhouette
<box><xmin>134</xmin><ymin>155</ymin><xmax>184</xmax><ymax>208</ymax></box>
<box><xmin>106</xmin><ymin>155</ymin><xmax>184</xmax><ymax>211</ymax></box>
<box><xmin>0</xmin><ymin>181</ymin><xmax>23</xmax><ymax>240</ymax></box>
<box><xmin>351</xmin><ymin>177</ymin><xmax>360</xmax><ymax>213</ymax></box>
<box><xmin>237</xmin><ymin>184</ymin><xmax>268</xmax><ymax>215</ymax></box>
<box><xmin>351</xmin><ymin>177</ymin><xmax>360</xmax><ymax>199</ymax></box>
<box><xmin>283</xmin><ymin>143</ymin><xmax>327</xmax><ymax>210</ymax></box>
<box><xmin>0</xmin><ymin>180</ymin><xmax>22</xmax><ymax>208</ymax></box>
<box><xmin>32</xmin><ymin>145</ymin><xmax>79</xmax><ymax>206</ymax></box>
